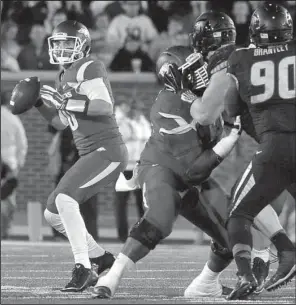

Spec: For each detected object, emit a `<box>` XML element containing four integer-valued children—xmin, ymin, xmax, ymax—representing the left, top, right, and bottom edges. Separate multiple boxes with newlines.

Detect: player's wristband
<box><xmin>212</xmin><ymin>150</ymin><xmax>224</xmax><ymax>165</ymax></box>
<box><xmin>35</xmin><ymin>97</ymin><xmax>44</xmax><ymax>108</ymax></box>
<box><xmin>212</xmin><ymin>132</ymin><xmax>240</xmax><ymax>159</ymax></box>
<box><xmin>63</xmin><ymin>99</ymin><xmax>89</xmax><ymax>114</ymax></box>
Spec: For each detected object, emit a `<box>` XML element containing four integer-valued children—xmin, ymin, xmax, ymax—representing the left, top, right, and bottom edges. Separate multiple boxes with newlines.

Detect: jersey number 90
<box><xmin>250</xmin><ymin>55</ymin><xmax>295</xmax><ymax>104</ymax></box>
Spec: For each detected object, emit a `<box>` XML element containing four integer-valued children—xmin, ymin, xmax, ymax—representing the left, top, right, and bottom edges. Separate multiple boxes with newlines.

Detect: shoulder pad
<box><xmin>208</xmin><ymin>44</ymin><xmax>237</xmax><ymax>76</ymax></box>
<box><xmin>156</xmin><ymin>89</ymin><xmax>182</xmax><ymax>113</ymax></box>
<box><xmin>76</xmin><ymin>59</ymin><xmax>107</xmax><ymax>82</ymax></box>
<box><xmin>227</xmin><ymin>48</ymin><xmax>248</xmax><ymax>75</ymax></box>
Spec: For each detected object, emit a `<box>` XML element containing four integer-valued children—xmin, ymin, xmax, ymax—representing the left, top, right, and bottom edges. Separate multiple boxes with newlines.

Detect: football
<box><xmin>9</xmin><ymin>77</ymin><xmax>41</xmax><ymax>115</ymax></box>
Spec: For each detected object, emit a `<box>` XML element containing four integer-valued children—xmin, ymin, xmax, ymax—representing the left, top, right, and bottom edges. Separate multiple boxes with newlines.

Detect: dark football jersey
<box><xmin>227</xmin><ymin>40</ymin><xmax>296</xmax><ymax>137</ymax></box>
<box><xmin>206</xmin><ymin>43</ymin><xmax>259</xmax><ymax>140</ymax></box>
<box><xmin>207</xmin><ymin>43</ymin><xmax>237</xmax><ymax>77</ymax></box>
<box><xmin>140</xmin><ymin>89</ymin><xmax>223</xmax><ymax>177</ymax></box>
<box><xmin>55</xmin><ymin>56</ymin><xmax>124</xmax><ymax>156</ymax></box>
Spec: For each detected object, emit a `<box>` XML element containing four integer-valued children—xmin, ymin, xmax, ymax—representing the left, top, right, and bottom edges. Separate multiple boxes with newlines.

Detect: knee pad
<box><xmin>210</xmin><ymin>240</ymin><xmax>233</xmax><ymax>262</ymax></box>
<box><xmin>129</xmin><ymin>218</ymin><xmax>163</xmax><ymax>250</ymax></box>
<box><xmin>44</xmin><ymin>208</ymin><xmax>67</xmax><ymax>236</ymax></box>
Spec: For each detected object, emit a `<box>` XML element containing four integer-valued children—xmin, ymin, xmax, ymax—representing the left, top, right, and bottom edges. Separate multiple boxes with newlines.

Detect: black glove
<box><xmin>183</xmin><ymin>149</ymin><xmax>222</xmax><ymax>187</ymax></box>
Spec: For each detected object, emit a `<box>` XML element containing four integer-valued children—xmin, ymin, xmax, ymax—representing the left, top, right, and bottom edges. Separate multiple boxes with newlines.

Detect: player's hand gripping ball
<box><xmin>10</xmin><ymin>77</ymin><xmax>41</xmax><ymax>115</ymax></box>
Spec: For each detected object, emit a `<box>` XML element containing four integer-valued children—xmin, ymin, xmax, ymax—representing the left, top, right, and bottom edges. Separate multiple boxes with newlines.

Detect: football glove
<box><xmin>40</xmin><ymin>85</ymin><xmax>66</xmax><ymax>110</ymax></box>
<box><xmin>180</xmin><ymin>89</ymin><xmax>197</xmax><ymax>104</ymax></box>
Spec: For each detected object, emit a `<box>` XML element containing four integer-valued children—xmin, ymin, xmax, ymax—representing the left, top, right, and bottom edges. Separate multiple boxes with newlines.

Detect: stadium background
<box><xmin>1</xmin><ymin>0</ymin><xmax>295</xmax><ymax>241</ymax></box>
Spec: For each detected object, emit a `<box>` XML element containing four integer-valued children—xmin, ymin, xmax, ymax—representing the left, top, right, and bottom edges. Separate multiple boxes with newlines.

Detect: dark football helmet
<box><xmin>249</xmin><ymin>3</ymin><xmax>293</xmax><ymax>47</ymax></box>
<box><xmin>48</xmin><ymin>20</ymin><xmax>91</xmax><ymax>65</ymax></box>
<box><xmin>155</xmin><ymin>45</ymin><xmax>209</xmax><ymax>93</ymax></box>
<box><xmin>190</xmin><ymin>11</ymin><xmax>236</xmax><ymax>56</ymax></box>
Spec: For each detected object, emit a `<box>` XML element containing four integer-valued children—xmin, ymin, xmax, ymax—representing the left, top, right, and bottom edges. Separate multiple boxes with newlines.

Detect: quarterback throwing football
<box><xmin>14</xmin><ymin>20</ymin><xmax>128</xmax><ymax>292</ymax></box>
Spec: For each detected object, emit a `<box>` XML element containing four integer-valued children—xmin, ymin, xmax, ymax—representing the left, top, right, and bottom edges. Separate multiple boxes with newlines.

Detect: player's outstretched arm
<box><xmin>223</xmin><ymin>73</ymin><xmax>242</xmax><ymax>118</ymax></box>
<box><xmin>190</xmin><ymin>69</ymin><xmax>227</xmax><ymax>125</ymax></box>
<box><xmin>184</xmin><ymin>117</ymin><xmax>241</xmax><ymax>186</ymax></box>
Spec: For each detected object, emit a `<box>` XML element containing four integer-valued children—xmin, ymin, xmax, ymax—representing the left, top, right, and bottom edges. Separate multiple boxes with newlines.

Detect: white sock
<box><xmin>198</xmin><ymin>263</ymin><xmax>221</xmax><ymax>282</ymax></box>
<box><xmin>106</xmin><ymin>253</ymin><xmax>135</xmax><ymax>279</ymax></box>
<box><xmin>88</xmin><ymin>238</ymin><xmax>105</xmax><ymax>259</ymax></box>
<box><xmin>44</xmin><ymin>208</ymin><xmax>105</xmax><ymax>259</ymax></box>
<box><xmin>55</xmin><ymin>194</ymin><xmax>91</xmax><ymax>269</ymax></box>
<box><xmin>251</xmin><ymin>248</ymin><xmax>270</xmax><ymax>264</ymax></box>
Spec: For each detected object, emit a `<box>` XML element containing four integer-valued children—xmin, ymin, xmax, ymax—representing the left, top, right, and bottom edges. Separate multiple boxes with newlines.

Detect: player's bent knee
<box><xmin>145</xmin><ymin>211</ymin><xmax>174</xmax><ymax>238</ymax></box>
<box><xmin>129</xmin><ymin>218</ymin><xmax>164</xmax><ymax>250</ymax></box>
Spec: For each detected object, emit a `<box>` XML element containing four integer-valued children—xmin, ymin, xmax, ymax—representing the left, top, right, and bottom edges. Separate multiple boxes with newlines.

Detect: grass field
<box><xmin>1</xmin><ymin>241</ymin><xmax>295</xmax><ymax>304</ymax></box>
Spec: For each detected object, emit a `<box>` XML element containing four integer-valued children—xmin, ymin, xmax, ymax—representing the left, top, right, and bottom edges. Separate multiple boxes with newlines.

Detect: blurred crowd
<box><xmin>2</xmin><ymin>0</ymin><xmax>296</xmax><ymax>73</ymax></box>
<box><xmin>1</xmin><ymin>1</ymin><xmax>296</xmax><ymax>242</ymax></box>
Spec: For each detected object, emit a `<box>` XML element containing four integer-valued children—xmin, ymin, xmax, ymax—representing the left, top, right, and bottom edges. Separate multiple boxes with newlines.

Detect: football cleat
<box><xmin>222</xmin><ymin>285</ymin><xmax>233</xmax><ymax>296</ymax></box>
<box><xmin>61</xmin><ymin>263</ymin><xmax>98</xmax><ymax>292</ymax></box>
<box><xmin>264</xmin><ymin>250</ymin><xmax>296</xmax><ymax>291</ymax></box>
<box><xmin>184</xmin><ymin>276</ymin><xmax>232</xmax><ymax>298</ymax></box>
<box><xmin>226</xmin><ymin>273</ymin><xmax>258</xmax><ymax>300</ymax></box>
<box><xmin>92</xmin><ymin>272</ymin><xmax>121</xmax><ymax>299</ymax></box>
<box><xmin>92</xmin><ymin>286</ymin><xmax>112</xmax><ymax>299</ymax></box>
<box><xmin>89</xmin><ymin>251</ymin><xmax>115</xmax><ymax>286</ymax></box>
<box><xmin>252</xmin><ymin>257</ymin><xmax>270</xmax><ymax>294</ymax></box>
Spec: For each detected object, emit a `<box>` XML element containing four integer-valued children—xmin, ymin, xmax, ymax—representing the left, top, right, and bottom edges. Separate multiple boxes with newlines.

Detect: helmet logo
<box><xmin>159</xmin><ymin>62</ymin><xmax>171</xmax><ymax>77</ymax></box>
<box><xmin>194</xmin><ymin>22</ymin><xmax>205</xmax><ymax>35</ymax></box>
<box><xmin>78</xmin><ymin>27</ymin><xmax>90</xmax><ymax>38</ymax></box>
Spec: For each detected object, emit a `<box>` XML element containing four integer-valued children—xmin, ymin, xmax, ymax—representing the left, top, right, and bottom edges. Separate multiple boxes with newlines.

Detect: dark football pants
<box><xmin>179</xmin><ymin>178</ymin><xmax>230</xmax><ymax>249</ymax></box>
<box><xmin>137</xmin><ymin>164</ymin><xmax>186</xmax><ymax>238</ymax></box>
<box><xmin>229</xmin><ymin>133</ymin><xmax>296</xmax><ymax>221</ymax></box>
<box><xmin>287</xmin><ymin>183</ymin><xmax>296</xmax><ymax>201</ymax></box>
<box><xmin>46</xmin><ymin>144</ymin><xmax>128</xmax><ymax>214</ymax></box>
<box><xmin>137</xmin><ymin>163</ymin><xmax>230</xmax><ymax>248</ymax></box>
